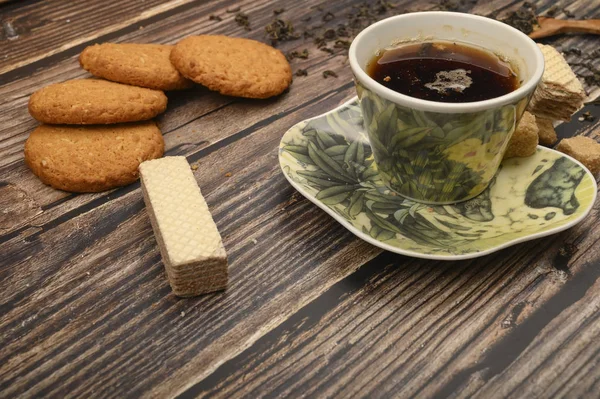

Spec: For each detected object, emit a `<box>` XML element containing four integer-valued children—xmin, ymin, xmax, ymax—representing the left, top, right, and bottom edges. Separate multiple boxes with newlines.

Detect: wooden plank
<box><xmin>0</xmin><ymin>86</ymin><xmax>385</xmax><ymax>398</ymax></box>
<box><xmin>0</xmin><ymin>62</ymin><xmax>355</xmax><ymax>244</ymax></box>
<box><xmin>0</xmin><ymin>0</ymin><xmax>375</xmax><ymax>236</ymax></box>
<box><xmin>0</xmin><ymin>6</ymin><xmax>598</xmax><ymax>219</ymax></box>
<box><xmin>0</xmin><ymin>0</ymin><xmax>340</xmax><ymax>83</ymax></box>
<box><xmin>177</xmin><ymin>219</ymin><xmax>600</xmax><ymax>398</ymax></box>
<box><xmin>1</xmin><ymin>0</ymin><xmax>600</xmax><ymax>397</ymax></box>
<box><xmin>0</xmin><ymin>0</ymin><xmax>196</xmax><ymax>74</ymax></box>
<box><xmin>0</xmin><ymin>0</ymin><xmax>359</xmax><ymax>166</ymax></box>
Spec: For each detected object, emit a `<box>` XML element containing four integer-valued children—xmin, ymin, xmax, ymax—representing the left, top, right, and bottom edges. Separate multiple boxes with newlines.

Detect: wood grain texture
<box><xmin>1</xmin><ymin>0</ymin><xmax>600</xmax><ymax>397</ymax></box>
<box><xmin>0</xmin><ymin>0</ymin><xmax>199</xmax><ymax>74</ymax></box>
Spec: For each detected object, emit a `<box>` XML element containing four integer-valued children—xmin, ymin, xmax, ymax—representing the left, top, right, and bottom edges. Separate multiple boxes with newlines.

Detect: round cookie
<box><xmin>28</xmin><ymin>79</ymin><xmax>168</xmax><ymax>125</ymax></box>
<box><xmin>170</xmin><ymin>35</ymin><xmax>292</xmax><ymax>99</ymax></box>
<box><xmin>24</xmin><ymin>122</ymin><xmax>164</xmax><ymax>192</ymax></box>
<box><xmin>80</xmin><ymin>43</ymin><xmax>193</xmax><ymax>91</ymax></box>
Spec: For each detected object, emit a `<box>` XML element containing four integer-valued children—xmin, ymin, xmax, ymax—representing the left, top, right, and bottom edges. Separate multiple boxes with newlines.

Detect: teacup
<box><xmin>349</xmin><ymin>12</ymin><xmax>544</xmax><ymax>204</ymax></box>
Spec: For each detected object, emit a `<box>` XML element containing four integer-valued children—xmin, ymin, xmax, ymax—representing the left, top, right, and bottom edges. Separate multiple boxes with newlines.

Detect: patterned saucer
<box><xmin>279</xmin><ymin>97</ymin><xmax>597</xmax><ymax>260</ymax></box>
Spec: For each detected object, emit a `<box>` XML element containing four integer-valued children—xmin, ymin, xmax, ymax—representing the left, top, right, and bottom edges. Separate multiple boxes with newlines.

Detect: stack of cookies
<box><xmin>24</xmin><ymin>43</ymin><xmax>185</xmax><ymax>192</ymax></box>
<box><xmin>25</xmin><ymin>37</ymin><xmax>292</xmax><ymax>193</ymax></box>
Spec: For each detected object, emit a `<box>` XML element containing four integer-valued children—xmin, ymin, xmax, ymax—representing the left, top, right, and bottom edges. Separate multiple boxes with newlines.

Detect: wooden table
<box><xmin>1</xmin><ymin>0</ymin><xmax>599</xmax><ymax>397</ymax></box>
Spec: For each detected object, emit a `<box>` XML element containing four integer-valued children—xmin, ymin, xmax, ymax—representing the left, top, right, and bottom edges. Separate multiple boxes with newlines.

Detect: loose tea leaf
<box><xmin>323</xmin><ymin>12</ymin><xmax>335</xmax><ymax>22</ymax></box>
<box><xmin>295</xmin><ymin>69</ymin><xmax>308</xmax><ymax>76</ymax></box>
<box><xmin>334</xmin><ymin>40</ymin><xmax>351</xmax><ymax>49</ymax></box>
<box><xmin>545</xmin><ymin>5</ymin><xmax>559</xmax><ymax>17</ymax></box>
<box><xmin>501</xmin><ymin>3</ymin><xmax>538</xmax><ymax>34</ymax></box>
<box><xmin>209</xmin><ymin>15</ymin><xmax>222</xmax><ymax>21</ymax></box>
<box><xmin>584</xmin><ymin>73</ymin><xmax>600</xmax><ymax>87</ymax></box>
<box><xmin>287</xmin><ymin>49</ymin><xmax>309</xmax><ymax>60</ymax></box>
<box><xmin>563</xmin><ymin>8</ymin><xmax>575</xmax><ymax>18</ymax></box>
<box><xmin>323</xmin><ymin>70</ymin><xmax>338</xmax><ymax>78</ymax></box>
<box><xmin>437</xmin><ymin>0</ymin><xmax>461</xmax><ymax>12</ymax></box>
<box><xmin>336</xmin><ymin>24</ymin><xmax>350</xmax><ymax>37</ymax></box>
<box><xmin>579</xmin><ymin>111</ymin><xmax>596</xmax><ymax>122</ymax></box>
<box><xmin>274</xmin><ymin>8</ymin><xmax>285</xmax><ymax>15</ymax></box>
<box><xmin>235</xmin><ymin>12</ymin><xmax>251</xmax><ymax>31</ymax></box>
<box><xmin>265</xmin><ymin>19</ymin><xmax>301</xmax><ymax>46</ymax></box>
<box><xmin>323</xmin><ymin>28</ymin><xmax>337</xmax><ymax>40</ymax></box>
<box><xmin>563</xmin><ymin>48</ymin><xmax>582</xmax><ymax>56</ymax></box>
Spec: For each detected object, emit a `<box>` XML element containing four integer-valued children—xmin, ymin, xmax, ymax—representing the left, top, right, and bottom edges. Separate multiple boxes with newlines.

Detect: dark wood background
<box><xmin>1</xmin><ymin>0</ymin><xmax>600</xmax><ymax>397</ymax></box>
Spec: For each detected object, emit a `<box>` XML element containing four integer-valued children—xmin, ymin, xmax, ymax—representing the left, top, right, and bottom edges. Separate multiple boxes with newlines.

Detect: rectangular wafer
<box><xmin>139</xmin><ymin>156</ymin><xmax>228</xmax><ymax>297</ymax></box>
<box><xmin>527</xmin><ymin>44</ymin><xmax>586</xmax><ymax>121</ymax></box>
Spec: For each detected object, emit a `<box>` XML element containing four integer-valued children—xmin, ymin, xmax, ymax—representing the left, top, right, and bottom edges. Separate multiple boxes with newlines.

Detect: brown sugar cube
<box><xmin>504</xmin><ymin>111</ymin><xmax>539</xmax><ymax>159</ymax></box>
<box><xmin>536</xmin><ymin>118</ymin><xmax>558</xmax><ymax>146</ymax></box>
<box><xmin>556</xmin><ymin>136</ymin><xmax>600</xmax><ymax>175</ymax></box>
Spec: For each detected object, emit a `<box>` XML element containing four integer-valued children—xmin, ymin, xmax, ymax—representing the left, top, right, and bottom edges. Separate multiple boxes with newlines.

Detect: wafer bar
<box><xmin>527</xmin><ymin>44</ymin><xmax>586</xmax><ymax>121</ymax></box>
<box><xmin>139</xmin><ymin>156</ymin><xmax>228</xmax><ymax>297</ymax></box>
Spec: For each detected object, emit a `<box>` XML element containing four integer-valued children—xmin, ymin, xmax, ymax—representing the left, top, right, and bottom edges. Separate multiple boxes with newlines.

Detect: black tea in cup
<box><xmin>367</xmin><ymin>41</ymin><xmax>519</xmax><ymax>103</ymax></box>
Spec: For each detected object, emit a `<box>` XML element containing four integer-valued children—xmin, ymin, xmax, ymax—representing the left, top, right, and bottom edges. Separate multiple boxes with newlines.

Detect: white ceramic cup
<box><xmin>349</xmin><ymin>12</ymin><xmax>545</xmax><ymax>204</ymax></box>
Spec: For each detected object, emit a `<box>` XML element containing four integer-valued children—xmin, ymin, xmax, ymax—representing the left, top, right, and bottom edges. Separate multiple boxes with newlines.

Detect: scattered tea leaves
<box><xmin>235</xmin><ymin>12</ymin><xmax>251</xmax><ymax>31</ymax></box>
<box><xmin>295</xmin><ymin>69</ymin><xmax>308</xmax><ymax>77</ymax></box>
<box><xmin>293</xmin><ymin>0</ymin><xmax>403</xmax><ymax>60</ymax></box>
<box><xmin>209</xmin><ymin>15</ymin><xmax>222</xmax><ymax>22</ymax></box>
<box><xmin>323</xmin><ymin>70</ymin><xmax>338</xmax><ymax>78</ymax></box>
<box><xmin>562</xmin><ymin>46</ymin><xmax>600</xmax><ymax>89</ymax></box>
<box><xmin>274</xmin><ymin>8</ymin><xmax>285</xmax><ymax>15</ymax></box>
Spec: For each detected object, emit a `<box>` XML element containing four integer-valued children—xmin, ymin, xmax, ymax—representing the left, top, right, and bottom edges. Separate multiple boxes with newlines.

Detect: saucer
<box><xmin>278</xmin><ymin>97</ymin><xmax>597</xmax><ymax>260</ymax></box>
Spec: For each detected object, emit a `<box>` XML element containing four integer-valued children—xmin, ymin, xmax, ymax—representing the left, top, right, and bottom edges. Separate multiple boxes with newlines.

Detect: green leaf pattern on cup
<box><xmin>357</xmin><ymin>81</ymin><xmax>526</xmax><ymax>203</ymax></box>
